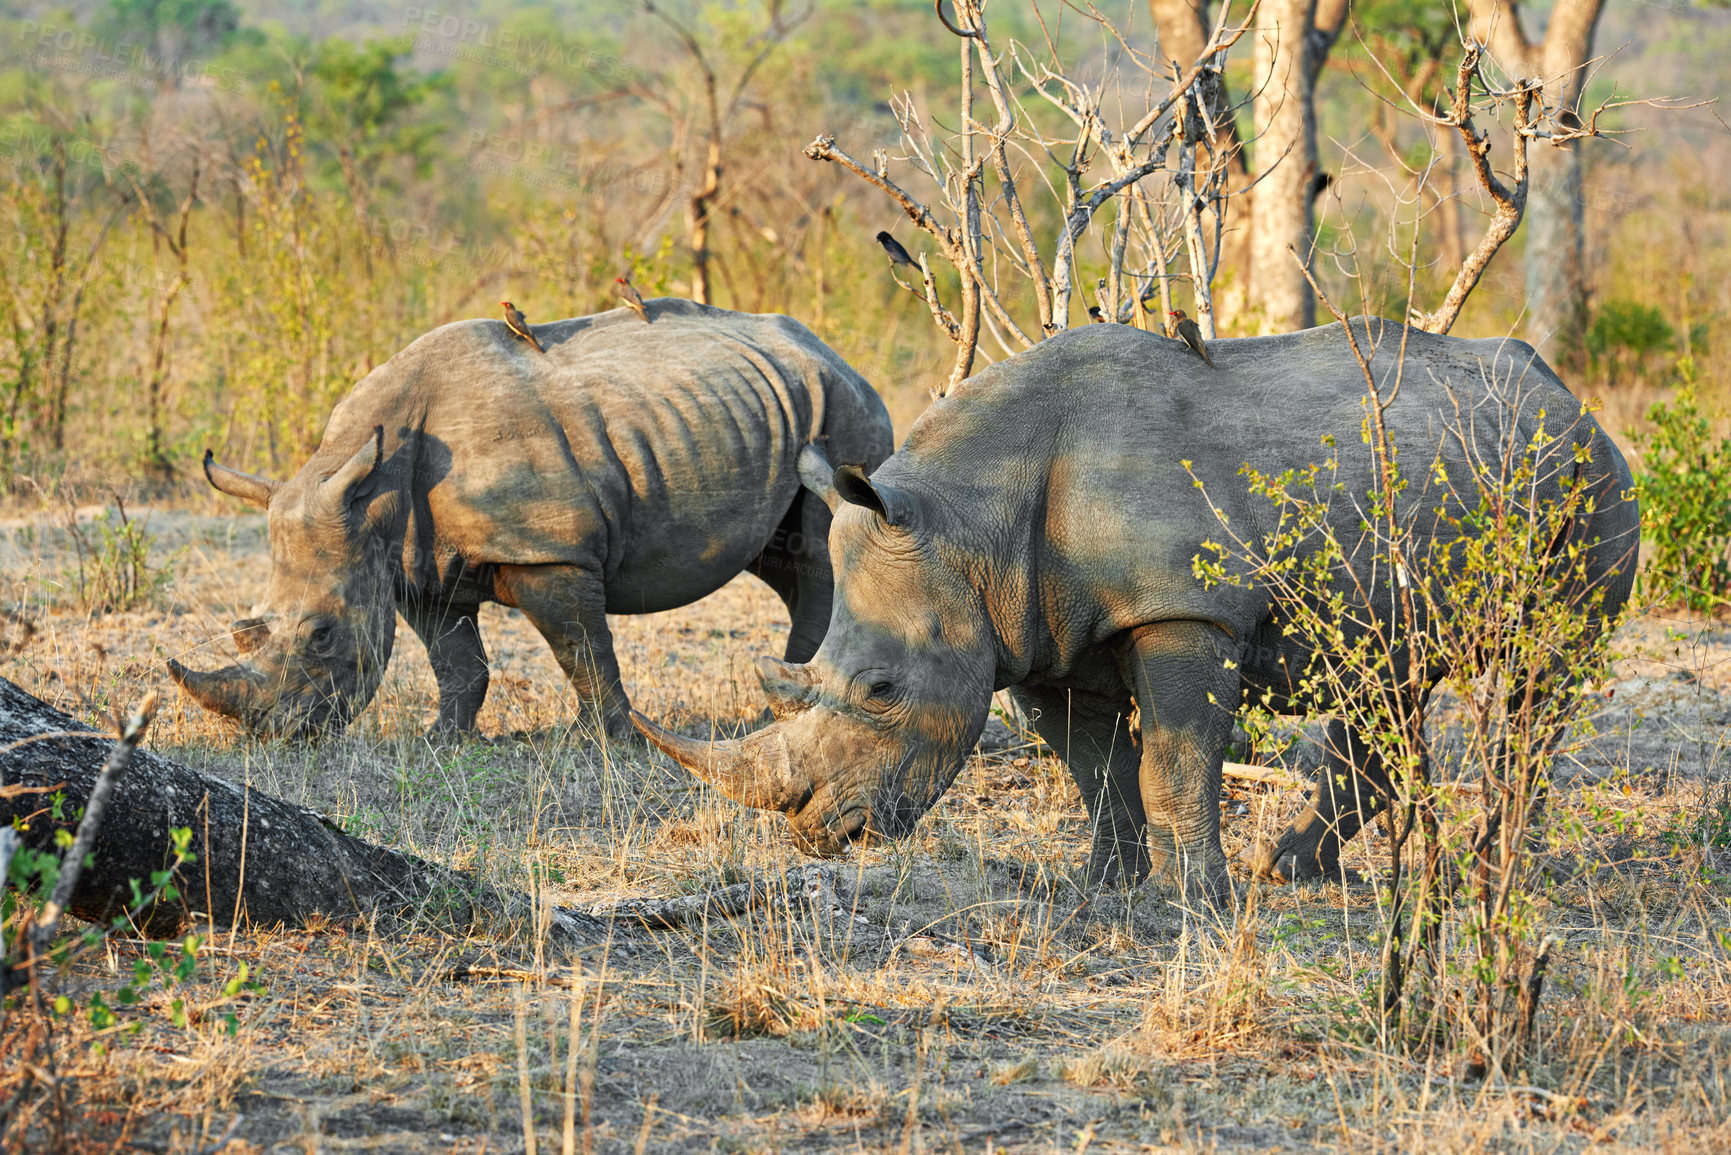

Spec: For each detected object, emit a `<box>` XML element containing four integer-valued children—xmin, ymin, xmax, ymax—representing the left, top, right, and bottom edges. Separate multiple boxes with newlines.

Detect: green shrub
<box><xmin>1588</xmin><ymin>299</ymin><xmax>1674</xmax><ymax>361</ymax></box>
<box><xmin>60</xmin><ymin>496</ymin><xmax>175</xmax><ymax>615</ymax></box>
<box><xmin>1632</xmin><ymin>361</ymin><xmax>1731</xmax><ymax>611</ymax></box>
<box><xmin>1192</xmin><ymin>367</ymin><xmax>1631</xmax><ymax>1077</ymax></box>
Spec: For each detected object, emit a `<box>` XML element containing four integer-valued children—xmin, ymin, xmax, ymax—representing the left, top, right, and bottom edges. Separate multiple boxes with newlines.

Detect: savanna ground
<box><xmin>2</xmin><ymin>490</ymin><xmax>1730</xmax><ymax>1155</ymax></box>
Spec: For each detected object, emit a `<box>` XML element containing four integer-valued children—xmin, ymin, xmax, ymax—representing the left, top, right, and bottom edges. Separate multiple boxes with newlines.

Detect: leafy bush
<box><xmin>59</xmin><ymin>496</ymin><xmax>175</xmax><ymax>615</ymax></box>
<box><xmin>1193</xmin><ymin>364</ymin><xmax>1631</xmax><ymax>1077</ymax></box>
<box><xmin>1587</xmin><ymin>299</ymin><xmax>1674</xmax><ymax>361</ymax></box>
<box><xmin>1632</xmin><ymin>362</ymin><xmax>1731</xmax><ymax>611</ymax></box>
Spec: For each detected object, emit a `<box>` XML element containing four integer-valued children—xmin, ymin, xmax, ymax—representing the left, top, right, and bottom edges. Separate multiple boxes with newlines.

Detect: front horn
<box><xmin>165</xmin><ymin>657</ymin><xmax>265</xmax><ymax>723</ymax></box>
<box><xmin>630</xmin><ymin>711</ymin><xmax>811</xmax><ymax>812</ymax></box>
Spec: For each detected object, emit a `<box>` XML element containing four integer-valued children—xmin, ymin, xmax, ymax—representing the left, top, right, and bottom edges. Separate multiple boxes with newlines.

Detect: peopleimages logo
<box><xmin>403</xmin><ymin>7</ymin><xmax>633</xmax><ymax>80</ymax></box>
<box><xmin>0</xmin><ymin>122</ymin><xmax>109</xmax><ymax>170</ymax></box>
<box><xmin>15</xmin><ymin>22</ymin><xmax>252</xmax><ymax>92</ymax></box>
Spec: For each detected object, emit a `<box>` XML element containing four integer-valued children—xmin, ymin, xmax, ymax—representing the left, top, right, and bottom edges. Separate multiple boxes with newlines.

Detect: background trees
<box><xmin>0</xmin><ymin>0</ymin><xmax>1720</xmax><ymax>480</ymax></box>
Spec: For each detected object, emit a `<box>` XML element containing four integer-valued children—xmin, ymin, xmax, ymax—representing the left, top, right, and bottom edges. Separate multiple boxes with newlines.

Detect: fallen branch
<box><xmin>0</xmin><ymin>677</ymin><xmax>615</xmax><ymax>952</ymax></box>
<box><xmin>591</xmin><ymin>863</ymin><xmax>836</xmax><ymax>930</ymax></box>
<box><xmin>592</xmin><ymin>880</ymin><xmax>767</xmax><ymax>929</ymax></box>
<box><xmin>1221</xmin><ymin>761</ymin><xmax>1301</xmax><ymax>789</ymax></box>
<box><xmin>27</xmin><ymin>693</ymin><xmax>158</xmax><ymax>966</ymax></box>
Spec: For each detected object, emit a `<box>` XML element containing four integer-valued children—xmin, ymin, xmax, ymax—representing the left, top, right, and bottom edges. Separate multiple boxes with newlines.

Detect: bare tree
<box><xmin>1466</xmin><ymin>0</ymin><xmax>1607</xmax><ymax>358</ymax></box>
<box><xmin>1317</xmin><ymin>32</ymin><xmax>1677</xmax><ymax>337</ymax></box>
<box><xmin>0</xmin><ymin>125</ymin><xmax>124</xmax><ymax>459</ymax></box>
<box><xmin>119</xmin><ymin>135</ymin><xmax>201</xmax><ymax>480</ymax></box>
<box><xmin>1347</xmin><ymin>11</ymin><xmax>1466</xmax><ymax>271</ymax></box>
<box><xmin>1149</xmin><ymin>0</ymin><xmax>1253</xmax><ymax>322</ymax></box>
<box><xmin>637</xmin><ymin>0</ymin><xmax>811</xmax><ymax>305</ymax></box>
<box><xmin>806</xmin><ymin>0</ymin><xmax>1260</xmax><ymax>395</ymax></box>
<box><xmin>1151</xmin><ymin>0</ymin><xmax>1345</xmax><ymax>332</ymax></box>
<box><xmin>809</xmin><ymin>1</ymin><xmax>1655</xmax><ymax>395</ymax></box>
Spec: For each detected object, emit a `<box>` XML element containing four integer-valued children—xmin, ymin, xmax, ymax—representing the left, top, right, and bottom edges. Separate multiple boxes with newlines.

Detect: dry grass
<box><xmin>3</xmin><ymin>504</ymin><xmax>1730</xmax><ymax>1152</ymax></box>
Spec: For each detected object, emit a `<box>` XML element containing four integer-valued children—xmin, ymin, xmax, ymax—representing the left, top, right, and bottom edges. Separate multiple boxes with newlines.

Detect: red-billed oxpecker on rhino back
<box><xmin>169</xmin><ymin>300</ymin><xmax>893</xmax><ymax>740</ymax></box>
<box><xmin>634</xmin><ymin>320</ymin><xmax>1639</xmax><ymax>903</ymax></box>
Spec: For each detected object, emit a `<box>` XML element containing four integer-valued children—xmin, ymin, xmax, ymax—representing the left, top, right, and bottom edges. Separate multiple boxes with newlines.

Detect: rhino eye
<box><xmin>867</xmin><ymin>679</ymin><xmax>896</xmax><ymax>701</ymax></box>
<box><xmin>306</xmin><ymin>622</ymin><xmax>339</xmax><ymax>655</ymax></box>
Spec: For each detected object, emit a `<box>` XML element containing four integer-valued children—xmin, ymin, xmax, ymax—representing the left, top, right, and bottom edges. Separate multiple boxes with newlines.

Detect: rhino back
<box><xmin>315</xmin><ymin>301</ymin><xmax>887</xmax><ymax>607</ymax></box>
<box><xmin>881</xmin><ymin>321</ymin><xmax>1610</xmax><ymax>674</ymax></box>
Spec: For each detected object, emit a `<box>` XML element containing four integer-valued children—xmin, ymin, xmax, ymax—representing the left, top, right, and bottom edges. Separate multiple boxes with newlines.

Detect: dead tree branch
<box><xmin>805</xmin><ymin>0</ymin><xmax>1261</xmax><ymax>395</ymax></box>
<box><xmin>0</xmin><ymin>677</ymin><xmax>619</xmax><ymax>958</ymax></box>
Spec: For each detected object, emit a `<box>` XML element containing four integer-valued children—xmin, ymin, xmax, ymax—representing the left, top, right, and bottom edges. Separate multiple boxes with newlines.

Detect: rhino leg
<box><xmin>1249</xmin><ymin>718</ymin><xmax>1415</xmax><ymax>883</ymax></box>
<box><xmin>402</xmin><ymin>598</ymin><xmax>489</xmax><ymax>734</ymax></box>
<box><xmin>749</xmin><ymin>490</ymin><xmax>833</xmax><ymax>664</ymax></box>
<box><xmin>497</xmin><ymin>565</ymin><xmax>635</xmax><ymax>741</ymax></box>
<box><xmin>1011</xmin><ymin>685</ymin><xmax>1149</xmax><ymax>887</ymax></box>
<box><xmin>1127</xmin><ymin>620</ymin><xmax>1237</xmax><ymax>906</ymax></box>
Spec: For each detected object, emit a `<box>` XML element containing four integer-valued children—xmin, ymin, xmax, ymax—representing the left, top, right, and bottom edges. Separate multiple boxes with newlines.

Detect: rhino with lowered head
<box><xmin>634</xmin><ymin>320</ymin><xmax>1639</xmax><ymax>900</ymax></box>
<box><xmin>168</xmin><ymin>300</ymin><xmax>892</xmax><ymax>740</ymax></box>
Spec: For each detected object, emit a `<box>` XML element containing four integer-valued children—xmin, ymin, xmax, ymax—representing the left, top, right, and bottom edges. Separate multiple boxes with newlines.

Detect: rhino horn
<box><xmin>231</xmin><ymin>617</ymin><xmax>272</xmax><ymax>654</ymax></box>
<box><xmin>630</xmin><ymin>711</ymin><xmax>811</xmax><ymax>812</ymax></box>
<box><xmin>165</xmin><ymin>657</ymin><xmax>262</xmax><ymax>721</ymax></box>
<box><xmin>203</xmin><ymin>450</ymin><xmax>281</xmax><ymax>508</ymax></box>
<box><xmin>755</xmin><ymin>656</ymin><xmax>815</xmax><ymax>719</ymax></box>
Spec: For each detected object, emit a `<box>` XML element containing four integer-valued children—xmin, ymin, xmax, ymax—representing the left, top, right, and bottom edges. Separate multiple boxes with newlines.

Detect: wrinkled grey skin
<box><xmin>167</xmin><ymin>300</ymin><xmax>892</xmax><ymax>740</ymax></box>
<box><xmin>635</xmin><ymin>320</ymin><xmax>1639</xmax><ymax>902</ymax></box>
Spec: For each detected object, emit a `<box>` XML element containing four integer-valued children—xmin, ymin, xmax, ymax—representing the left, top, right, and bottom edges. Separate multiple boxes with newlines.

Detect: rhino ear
<box><xmin>203</xmin><ymin>450</ymin><xmax>280</xmax><ymax>508</ymax></box>
<box><xmin>797</xmin><ymin>444</ymin><xmax>841</xmax><ymax>513</ymax></box>
<box><xmin>835</xmin><ymin>465</ymin><xmax>918</xmax><ymax>528</ymax></box>
<box><xmin>320</xmin><ymin>425</ymin><xmax>386</xmax><ymax>502</ymax></box>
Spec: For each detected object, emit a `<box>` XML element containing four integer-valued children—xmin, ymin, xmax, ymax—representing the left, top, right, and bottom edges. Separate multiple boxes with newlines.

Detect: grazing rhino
<box><xmin>167</xmin><ymin>300</ymin><xmax>893</xmax><ymax>740</ymax></box>
<box><xmin>634</xmin><ymin>320</ymin><xmax>1639</xmax><ymax>901</ymax></box>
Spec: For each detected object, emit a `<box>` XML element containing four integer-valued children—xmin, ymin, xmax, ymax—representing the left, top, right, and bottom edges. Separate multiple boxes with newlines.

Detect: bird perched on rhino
<box><xmin>875</xmin><ymin>231</ymin><xmax>915</xmax><ymax>269</ymax></box>
<box><xmin>501</xmin><ymin>301</ymin><xmax>544</xmax><ymax>353</ymax></box>
<box><xmin>1167</xmin><ymin>309</ymin><xmax>1213</xmax><ymax>367</ymax></box>
<box><xmin>616</xmin><ymin>275</ymin><xmax>650</xmax><ymax>322</ymax></box>
<box><xmin>1088</xmin><ymin>305</ymin><xmax>1107</xmax><ymax>323</ymax></box>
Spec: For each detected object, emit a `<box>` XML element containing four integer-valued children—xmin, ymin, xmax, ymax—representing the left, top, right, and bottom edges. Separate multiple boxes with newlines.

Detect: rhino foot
<box><xmin>1148</xmin><ymin>852</ymin><xmax>1235</xmax><ymax>912</ymax></box>
<box><xmin>425</xmin><ymin>718</ymin><xmax>491</xmax><ymax>743</ymax></box>
<box><xmin>1240</xmin><ymin>838</ymin><xmax>1370</xmax><ymax>888</ymax></box>
<box><xmin>595</xmin><ymin>712</ymin><xmax>648</xmax><ymax>747</ymax></box>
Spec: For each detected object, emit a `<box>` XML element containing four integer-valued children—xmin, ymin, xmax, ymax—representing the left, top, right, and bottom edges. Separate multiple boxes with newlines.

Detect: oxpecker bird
<box><xmin>1088</xmin><ymin>305</ymin><xmax>1106</xmax><ymax>323</ymax></box>
<box><xmin>501</xmin><ymin>301</ymin><xmax>544</xmax><ymax>353</ymax></box>
<box><xmin>875</xmin><ymin>231</ymin><xmax>915</xmax><ymax>269</ymax></box>
<box><xmin>1167</xmin><ymin>309</ymin><xmax>1213</xmax><ymax>367</ymax></box>
<box><xmin>616</xmin><ymin>275</ymin><xmax>650</xmax><ymax>322</ymax></box>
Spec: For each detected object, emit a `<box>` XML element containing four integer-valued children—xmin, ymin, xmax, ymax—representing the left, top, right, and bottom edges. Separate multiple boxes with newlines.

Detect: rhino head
<box><xmin>634</xmin><ymin>453</ymin><xmax>996</xmax><ymax>854</ymax></box>
<box><xmin>167</xmin><ymin>427</ymin><xmax>402</xmax><ymax>738</ymax></box>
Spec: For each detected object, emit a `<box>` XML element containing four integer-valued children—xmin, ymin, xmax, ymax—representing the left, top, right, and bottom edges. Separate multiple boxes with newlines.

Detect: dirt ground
<box><xmin>2</xmin><ymin>505</ymin><xmax>1729</xmax><ymax>1153</ymax></box>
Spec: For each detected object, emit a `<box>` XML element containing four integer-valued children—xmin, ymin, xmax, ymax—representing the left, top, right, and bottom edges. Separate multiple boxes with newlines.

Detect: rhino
<box><xmin>167</xmin><ymin>300</ymin><xmax>893</xmax><ymax>740</ymax></box>
<box><xmin>633</xmin><ymin>320</ymin><xmax>1639</xmax><ymax>899</ymax></box>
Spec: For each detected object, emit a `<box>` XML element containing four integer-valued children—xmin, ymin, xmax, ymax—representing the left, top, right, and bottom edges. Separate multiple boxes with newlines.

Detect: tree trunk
<box><xmin>1525</xmin><ymin>145</ymin><xmax>1589</xmax><ymax>357</ymax></box>
<box><xmin>1434</xmin><ymin>125</ymin><xmax>1466</xmax><ymax>273</ymax></box>
<box><xmin>0</xmin><ymin>677</ymin><xmax>609</xmax><ymax>947</ymax></box>
<box><xmin>1467</xmin><ymin>0</ymin><xmax>1607</xmax><ymax>359</ymax></box>
<box><xmin>1249</xmin><ymin>0</ymin><xmax>1319</xmax><ymax>333</ymax></box>
<box><xmin>1149</xmin><ymin>0</ymin><xmax>1252</xmax><ymax>329</ymax></box>
<box><xmin>689</xmin><ymin>137</ymin><xmax>720</xmax><ymax>305</ymax></box>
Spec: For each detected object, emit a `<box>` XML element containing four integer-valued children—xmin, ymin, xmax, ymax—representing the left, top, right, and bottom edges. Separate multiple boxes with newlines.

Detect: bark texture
<box><xmin>0</xmin><ymin>677</ymin><xmax>609</xmax><ymax>946</ymax></box>
<box><xmin>1249</xmin><ymin>0</ymin><xmax>1320</xmax><ymax>333</ymax></box>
